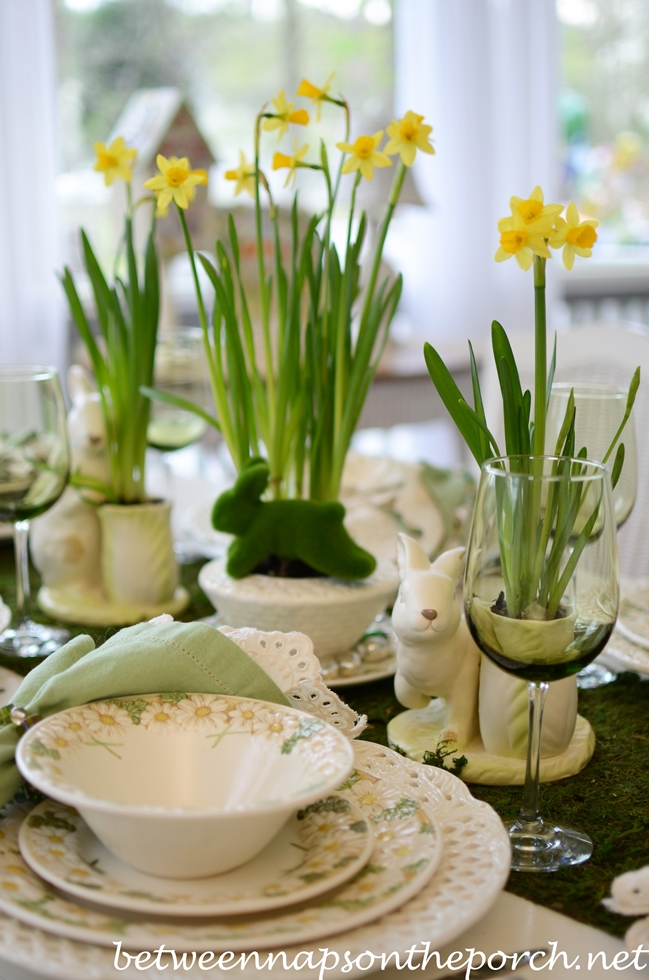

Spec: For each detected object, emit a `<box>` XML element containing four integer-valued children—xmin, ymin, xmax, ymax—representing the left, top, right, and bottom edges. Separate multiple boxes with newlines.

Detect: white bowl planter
<box><xmin>199</xmin><ymin>559</ymin><xmax>399</xmax><ymax>659</ymax></box>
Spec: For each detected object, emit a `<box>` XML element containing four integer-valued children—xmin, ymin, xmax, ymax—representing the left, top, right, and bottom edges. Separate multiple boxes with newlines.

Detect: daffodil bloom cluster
<box><xmin>149</xmin><ymin>74</ymin><xmax>436</xmax><ymax>530</ymax></box>
<box><xmin>495</xmin><ymin>186</ymin><xmax>598</xmax><ymax>271</ymax></box>
<box><xmin>93</xmin><ymin>136</ymin><xmax>137</xmax><ymax>186</ymax></box>
<box><xmin>144</xmin><ymin>154</ymin><xmax>208</xmax><ymax>214</ymax></box>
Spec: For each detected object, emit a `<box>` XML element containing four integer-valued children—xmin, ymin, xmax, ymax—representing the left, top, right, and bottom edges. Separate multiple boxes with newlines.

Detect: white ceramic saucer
<box><xmin>19</xmin><ymin>796</ymin><xmax>374</xmax><ymax>917</ymax></box>
<box><xmin>0</xmin><ymin>762</ymin><xmax>442</xmax><ymax>952</ymax></box>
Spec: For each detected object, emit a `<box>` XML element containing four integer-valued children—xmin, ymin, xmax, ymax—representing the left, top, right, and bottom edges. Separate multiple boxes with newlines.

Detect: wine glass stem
<box><xmin>519</xmin><ymin>680</ymin><xmax>549</xmax><ymax>828</ymax></box>
<box><xmin>13</xmin><ymin>520</ymin><xmax>31</xmax><ymax>626</ymax></box>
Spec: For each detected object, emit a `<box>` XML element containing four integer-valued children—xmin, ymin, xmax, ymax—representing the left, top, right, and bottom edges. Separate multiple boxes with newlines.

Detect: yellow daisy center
<box><xmin>317</xmin><ymin>822</ymin><xmax>333</xmax><ymax>833</ymax></box>
<box><xmin>54</xmin><ymin>737</ymin><xmax>67</xmax><ymax>747</ymax></box>
<box><xmin>69</xmin><ymin>722</ymin><xmax>81</xmax><ymax>732</ymax></box>
<box><xmin>500</xmin><ymin>229</ymin><xmax>528</xmax><ymax>253</ymax></box>
<box><xmin>195</xmin><ymin>706</ymin><xmax>211</xmax><ymax>717</ymax></box>
<box><xmin>353</xmin><ymin>136</ymin><xmax>375</xmax><ymax>159</ymax></box>
<box><xmin>97</xmin><ymin>152</ymin><xmax>118</xmax><ymax>171</ymax></box>
<box><xmin>567</xmin><ymin>225</ymin><xmax>597</xmax><ymax>248</ymax></box>
<box><xmin>155</xmin><ymin>711</ymin><xmax>170</xmax><ymax>723</ymax></box>
<box><xmin>399</xmin><ymin>121</ymin><xmax>417</xmax><ymax>142</ymax></box>
<box><xmin>166</xmin><ymin>166</ymin><xmax>189</xmax><ymax>187</ymax></box>
<box><xmin>242</xmin><ymin>710</ymin><xmax>254</xmax><ymax>719</ymax></box>
<box><xmin>269</xmin><ymin>722</ymin><xmax>283</xmax><ymax>732</ymax></box>
<box><xmin>99</xmin><ymin>714</ymin><xmax>115</xmax><ymax>726</ymax></box>
<box><xmin>517</xmin><ymin>199</ymin><xmax>543</xmax><ymax>222</ymax></box>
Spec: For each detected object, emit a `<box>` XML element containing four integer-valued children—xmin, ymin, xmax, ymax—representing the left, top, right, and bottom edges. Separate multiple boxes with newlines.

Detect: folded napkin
<box><xmin>0</xmin><ymin>619</ymin><xmax>290</xmax><ymax>806</ymax></box>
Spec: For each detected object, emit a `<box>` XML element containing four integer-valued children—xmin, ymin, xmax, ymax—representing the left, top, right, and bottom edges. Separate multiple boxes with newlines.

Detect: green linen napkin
<box><xmin>0</xmin><ymin>619</ymin><xmax>290</xmax><ymax>806</ymax></box>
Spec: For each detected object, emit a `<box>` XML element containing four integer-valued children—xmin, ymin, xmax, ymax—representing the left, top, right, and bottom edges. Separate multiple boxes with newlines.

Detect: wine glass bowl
<box><xmin>547</xmin><ymin>383</ymin><xmax>637</xmax><ymax>529</ymax></box>
<box><xmin>0</xmin><ymin>367</ymin><xmax>70</xmax><ymax>657</ymax></box>
<box><xmin>147</xmin><ymin>328</ymin><xmax>209</xmax><ymax>453</ymax></box>
<box><xmin>465</xmin><ymin>455</ymin><xmax>618</xmax><ymax>871</ymax></box>
<box><xmin>546</xmin><ymin>382</ymin><xmax>635</xmax><ymax>688</ymax></box>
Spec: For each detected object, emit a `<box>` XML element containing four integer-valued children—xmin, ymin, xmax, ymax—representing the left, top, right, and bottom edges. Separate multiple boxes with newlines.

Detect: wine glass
<box><xmin>465</xmin><ymin>455</ymin><xmax>618</xmax><ymax>872</ymax></box>
<box><xmin>147</xmin><ymin>328</ymin><xmax>210</xmax><ymax>561</ymax></box>
<box><xmin>0</xmin><ymin>367</ymin><xmax>70</xmax><ymax>657</ymax></box>
<box><xmin>147</xmin><ymin>328</ymin><xmax>209</xmax><ymax>458</ymax></box>
<box><xmin>546</xmin><ymin>383</ymin><xmax>636</xmax><ymax>688</ymax></box>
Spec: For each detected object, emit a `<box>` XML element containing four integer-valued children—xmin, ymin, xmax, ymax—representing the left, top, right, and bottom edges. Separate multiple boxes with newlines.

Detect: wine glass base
<box><xmin>0</xmin><ymin>620</ymin><xmax>70</xmax><ymax>658</ymax></box>
<box><xmin>508</xmin><ymin>818</ymin><xmax>593</xmax><ymax>872</ymax></box>
<box><xmin>576</xmin><ymin>661</ymin><xmax>617</xmax><ymax>689</ymax></box>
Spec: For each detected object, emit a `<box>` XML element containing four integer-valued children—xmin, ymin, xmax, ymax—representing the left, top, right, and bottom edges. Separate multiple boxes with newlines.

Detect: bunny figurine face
<box><xmin>392</xmin><ymin>536</ymin><xmax>464</xmax><ymax>641</ymax></box>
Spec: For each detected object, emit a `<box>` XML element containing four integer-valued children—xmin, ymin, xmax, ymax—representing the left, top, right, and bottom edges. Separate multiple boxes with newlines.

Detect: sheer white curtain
<box><xmin>0</xmin><ymin>0</ymin><xmax>65</xmax><ymax>370</ymax></box>
<box><xmin>390</xmin><ymin>0</ymin><xmax>559</xmax><ymax>344</ymax></box>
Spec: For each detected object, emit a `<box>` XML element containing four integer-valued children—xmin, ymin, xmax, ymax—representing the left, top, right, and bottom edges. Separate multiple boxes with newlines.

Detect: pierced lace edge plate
<box><xmin>18</xmin><ymin>796</ymin><xmax>375</xmax><ymax>918</ymax></box>
<box><xmin>0</xmin><ymin>741</ymin><xmax>509</xmax><ymax>980</ymax></box>
<box><xmin>0</xmin><ymin>760</ymin><xmax>443</xmax><ymax>953</ymax></box>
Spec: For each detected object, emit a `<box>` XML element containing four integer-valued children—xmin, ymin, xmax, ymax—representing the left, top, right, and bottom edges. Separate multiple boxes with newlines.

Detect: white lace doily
<box><xmin>219</xmin><ymin>626</ymin><xmax>367</xmax><ymax>738</ymax></box>
<box><xmin>0</xmin><ymin>741</ymin><xmax>510</xmax><ymax>980</ymax></box>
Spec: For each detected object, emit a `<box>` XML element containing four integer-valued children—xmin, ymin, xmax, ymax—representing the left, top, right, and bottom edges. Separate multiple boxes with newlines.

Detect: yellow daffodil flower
<box><xmin>263</xmin><ymin>90</ymin><xmax>310</xmax><ymax>142</ymax></box>
<box><xmin>336</xmin><ymin>132</ymin><xmax>391</xmax><ymax>182</ymax></box>
<box><xmin>93</xmin><ymin>136</ymin><xmax>137</xmax><ymax>186</ymax></box>
<box><xmin>297</xmin><ymin>72</ymin><xmax>335</xmax><ymax>121</ymax></box>
<box><xmin>144</xmin><ymin>154</ymin><xmax>207</xmax><ymax>211</ymax></box>
<box><xmin>550</xmin><ymin>201</ymin><xmax>598</xmax><ymax>270</ymax></box>
<box><xmin>224</xmin><ymin>151</ymin><xmax>256</xmax><ymax>198</ymax></box>
<box><xmin>272</xmin><ymin>140</ymin><xmax>309</xmax><ymax>187</ymax></box>
<box><xmin>495</xmin><ymin>211</ymin><xmax>551</xmax><ymax>271</ymax></box>
<box><xmin>384</xmin><ymin>111</ymin><xmax>434</xmax><ymax>167</ymax></box>
<box><xmin>509</xmin><ymin>186</ymin><xmax>563</xmax><ymax>234</ymax></box>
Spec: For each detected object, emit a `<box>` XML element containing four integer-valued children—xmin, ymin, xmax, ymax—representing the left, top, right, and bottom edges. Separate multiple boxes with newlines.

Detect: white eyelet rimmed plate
<box><xmin>0</xmin><ymin>762</ymin><xmax>442</xmax><ymax>952</ymax></box>
<box><xmin>0</xmin><ymin>742</ymin><xmax>510</xmax><ymax>980</ymax></box>
<box><xmin>18</xmin><ymin>794</ymin><xmax>375</xmax><ymax>917</ymax></box>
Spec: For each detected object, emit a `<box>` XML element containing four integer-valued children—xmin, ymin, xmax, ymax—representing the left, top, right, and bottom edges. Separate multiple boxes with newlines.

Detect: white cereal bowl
<box><xmin>16</xmin><ymin>693</ymin><xmax>354</xmax><ymax>880</ymax></box>
<box><xmin>198</xmin><ymin>558</ymin><xmax>400</xmax><ymax>658</ymax></box>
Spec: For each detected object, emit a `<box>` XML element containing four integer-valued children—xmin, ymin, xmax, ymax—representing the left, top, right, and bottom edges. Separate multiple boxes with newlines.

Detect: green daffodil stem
<box><xmin>254</xmin><ymin>110</ymin><xmax>276</xmax><ymax>425</ymax></box>
<box><xmin>533</xmin><ymin>254</ymin><xmax>547</xmax><ymax>457</ymax></box>
<box><xmin>360</xmin><ymin>161</ymin><xmax>406</xmax><ymax>331</ymax></box>
<box><xmin>177</xmin><ymin>207</ymin><xmax>209</xmax><ymax>339</ymax></box>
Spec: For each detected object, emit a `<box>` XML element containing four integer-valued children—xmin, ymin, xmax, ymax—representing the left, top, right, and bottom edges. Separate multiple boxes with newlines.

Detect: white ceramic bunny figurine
<box><xmin>392</xmin><ymin>533</ymin><xmax>578</xmax><ymax>759</ymax></box>
<box><xmin>392</xmin><ymin>536</ymin><xmax>481</xmax><ymax>748</ymax></box>
<box><xmin>30</xmin><ymin>365</ymin><xmax>109</xmax><ymax>596</ymax></box>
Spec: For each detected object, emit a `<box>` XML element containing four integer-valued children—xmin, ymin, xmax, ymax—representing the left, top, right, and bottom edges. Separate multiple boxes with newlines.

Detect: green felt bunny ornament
<box><xmin>212</xmin><ymin>460</ymin><xmax>377</xmax><ymax>580</ymax></box>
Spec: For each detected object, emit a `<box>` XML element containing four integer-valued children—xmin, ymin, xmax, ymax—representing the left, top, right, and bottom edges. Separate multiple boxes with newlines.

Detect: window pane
<box><xmin>559</xmin><ymin>0</ymin><xmax>649</xmax><ymax>247</ymax></box>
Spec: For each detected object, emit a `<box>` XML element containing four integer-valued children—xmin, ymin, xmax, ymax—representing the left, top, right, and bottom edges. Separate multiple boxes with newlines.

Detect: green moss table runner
<box><xmin>1</xmin><ymin>540</ymin><xmax>646</xmax><ymax>938</ymax></box>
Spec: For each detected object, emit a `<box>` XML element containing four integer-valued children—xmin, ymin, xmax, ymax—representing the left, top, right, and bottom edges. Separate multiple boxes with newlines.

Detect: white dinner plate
<box><xmin>19</xmin><ymin>795</ymin><xmax>374</xmax><ymax>917</ymax></box>
<box><xmin>0</xmin><ymin>740</ymin><xmax>509</xmax><ymax>980</ymax></box>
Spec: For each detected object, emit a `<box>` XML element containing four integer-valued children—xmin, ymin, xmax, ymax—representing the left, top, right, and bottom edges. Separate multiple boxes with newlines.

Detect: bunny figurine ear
<box><xmin>396</xmin><ymin>533</ymin><xmax>430</xmax><ymax>576</ymax></box>
<box><xmin>431</xmin><ymin>546</ymin><xmax>466</xmax><ymax>584</ymax></box>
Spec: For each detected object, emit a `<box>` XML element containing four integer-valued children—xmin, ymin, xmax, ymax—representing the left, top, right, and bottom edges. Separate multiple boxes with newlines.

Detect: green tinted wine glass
<box><xmin>0</xmin><ymin>367</ymin><xmax>70</xmax><ymax>657</ymax></box>
<box><xmin>465</xmin><ymin>455</ymin><xmax>618</xmax><ymax>871</ymax></box>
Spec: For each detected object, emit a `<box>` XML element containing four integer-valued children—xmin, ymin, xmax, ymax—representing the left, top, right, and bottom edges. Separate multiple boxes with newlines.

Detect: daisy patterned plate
<box><xmin>18</xmin><ymin>795</ymin><xmax>374</xmax><ymax>917</ymax></box>
<box><xmin>0</xmin><ymin>767</ymin><xmax>442</xmax><ymax>952</ymax></box>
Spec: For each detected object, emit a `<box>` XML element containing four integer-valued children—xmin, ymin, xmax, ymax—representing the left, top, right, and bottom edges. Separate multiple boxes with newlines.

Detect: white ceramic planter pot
<box><xmin>198</xmin><ymin>558</ymin><xmax>399</xmax><ymax>659</ymax></box>
<box><xmin>98</xmin><ymin>500</ymin><xmax>179</xmax><ymax>606</ymax></box>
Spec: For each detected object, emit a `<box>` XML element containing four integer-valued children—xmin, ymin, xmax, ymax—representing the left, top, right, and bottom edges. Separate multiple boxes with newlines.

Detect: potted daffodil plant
<box><xmin>413</xmin><ymin>186</ymin><xmax>639</xmax><ymax>870</ymax></box>
<box><xmin>142</xmin><ymin>80</ymin><xmax>436</xmax><ymax>656</ymax></box>
<box><xmin>34</xmin><ymin>137</ymin><xmax>190</xmax><ymax>625</ymax></box>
